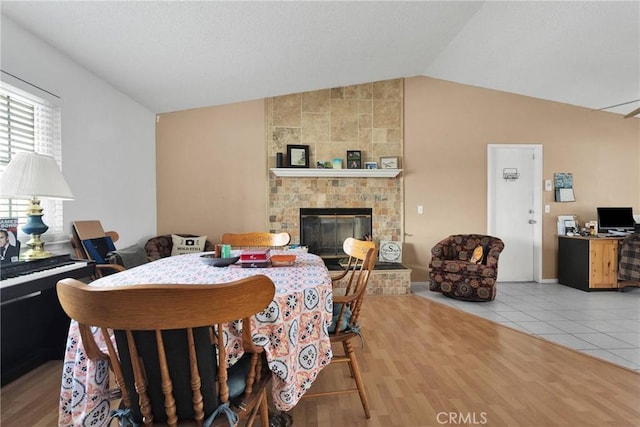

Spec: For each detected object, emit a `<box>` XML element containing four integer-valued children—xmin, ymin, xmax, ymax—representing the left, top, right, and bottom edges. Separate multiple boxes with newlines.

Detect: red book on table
<box><xmin>240</xmin><ymin>249</ymin><xmax>271</xmax><ymax>261</ymax></box>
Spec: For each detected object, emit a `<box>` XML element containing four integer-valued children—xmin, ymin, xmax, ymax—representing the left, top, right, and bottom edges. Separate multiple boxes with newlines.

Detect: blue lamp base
<box><xmin>21</xmin><ymin>197</ymin><xmax>52</xmax><ymax>260</ymax></box>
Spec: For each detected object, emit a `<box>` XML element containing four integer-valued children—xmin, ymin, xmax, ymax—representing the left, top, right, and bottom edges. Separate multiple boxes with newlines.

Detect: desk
<box><xmin>558</xmin><ymin>236</ymin><xmax>623</xmax><ymax>291</ymax></box>
<box><xmin>58</xmin><ymin>251</ymin><xmax>332</xmax><ymax>427</ymax></box>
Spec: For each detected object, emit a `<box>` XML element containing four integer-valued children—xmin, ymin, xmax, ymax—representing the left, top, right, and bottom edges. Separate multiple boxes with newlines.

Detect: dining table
<box><xmin>58</xmin><ymin>249</ymin><xmax>333</xmax><ymax>427</ymax></box>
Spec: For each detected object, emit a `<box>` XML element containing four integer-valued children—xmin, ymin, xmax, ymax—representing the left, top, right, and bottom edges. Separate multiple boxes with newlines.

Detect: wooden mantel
<box><xmin>270</xmin><ymin>168</ymin><xmax>402</xmax><ymax>178</ymax></box>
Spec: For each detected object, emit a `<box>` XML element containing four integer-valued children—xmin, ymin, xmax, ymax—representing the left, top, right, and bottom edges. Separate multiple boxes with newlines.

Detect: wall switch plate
<box><xmin>417</xmin><ymin>205</ymin><xmax>423</xmax><ymax>214</ymax></box>
<box><xmin>545</xmin><ymin>205</ymin><xmax>550</xmax><ymax>213</ymax></box>
<box><xmin>544</xmin><ymin>179</ymin><xmax>552</xmax><ymax>192</ymax></box>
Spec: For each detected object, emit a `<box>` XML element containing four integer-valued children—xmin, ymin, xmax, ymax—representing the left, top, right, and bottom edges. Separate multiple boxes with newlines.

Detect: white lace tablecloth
<box><xmin>58</xmin><ymin>251</ymin><xmax>333</xmax><ymax>427</ymax></box>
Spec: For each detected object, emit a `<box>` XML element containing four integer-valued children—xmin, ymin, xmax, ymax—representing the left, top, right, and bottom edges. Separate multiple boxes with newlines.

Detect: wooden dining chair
<box><xmin>303</xmin><ymin>237</ymin><xmax>377</xmax><ymax>419</ymax></box>
<box><xmin>56</xmin><ymin>275</ymin><xmax>276</xmax><ymax>427</ymax></box>
<box><xmin>220</xmin><ymin>232</ymin><xmax>290</xmax><ymax>249</ymax></box>
<box><xmin>70</xmin><ymin>220</ymin><xmax>126</xmax><ymax>278</ymax></box>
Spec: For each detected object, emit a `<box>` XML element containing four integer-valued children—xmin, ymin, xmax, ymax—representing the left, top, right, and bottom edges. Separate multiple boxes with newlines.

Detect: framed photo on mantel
<box><xmin>380</xmin><ymin>156</ymin><xmax>399</xmax><ymax>169</ymax></box>
<box><xmin>347</xmin><ymin>150</ymin><xmax>361</xmax><ymax>169</ymax></box>
<box><xmin>287</xmin><ymin>145</ymin><xmax>309</xmax><ymax>168</ymax></box>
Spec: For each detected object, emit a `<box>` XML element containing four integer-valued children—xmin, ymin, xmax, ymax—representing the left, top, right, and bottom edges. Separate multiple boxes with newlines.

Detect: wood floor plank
<box><xmin>2</xmin><ymin>294</ymin><xmax>639</xmax><ymax>426</ymax></box>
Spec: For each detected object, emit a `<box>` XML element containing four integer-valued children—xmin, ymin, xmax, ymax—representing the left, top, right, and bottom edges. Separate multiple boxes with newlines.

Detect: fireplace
<box><xmin>300</xmin><ymin>208</ymin><xmax>372</xmax><ymax>259</ymax></box>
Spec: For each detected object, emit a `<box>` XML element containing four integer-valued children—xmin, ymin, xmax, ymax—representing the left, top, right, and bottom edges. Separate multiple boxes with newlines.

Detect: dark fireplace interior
<box><xmin>300</xmin><ymin>208</ymin><xmax>372</xmax><ymax>263</ymax></box>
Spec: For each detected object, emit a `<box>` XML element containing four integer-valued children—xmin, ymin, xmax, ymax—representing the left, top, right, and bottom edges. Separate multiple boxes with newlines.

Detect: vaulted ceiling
<box><xmin>2</xmin><ymin>1</ymin><xmax>639</xmax><ymax>116</ymax></box>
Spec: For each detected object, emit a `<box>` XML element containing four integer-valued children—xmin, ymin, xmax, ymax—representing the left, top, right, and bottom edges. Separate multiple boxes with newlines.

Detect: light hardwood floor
<box><xmin>2</xmin><ymin>294</ymin><xmax>639</xmax><ymax>426</ymax></box>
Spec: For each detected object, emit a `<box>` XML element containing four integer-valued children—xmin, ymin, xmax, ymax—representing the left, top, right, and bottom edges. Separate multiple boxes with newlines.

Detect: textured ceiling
<box><xmin>2</xmin><ymin>1</ymin><xmax>639</xmax><ymax>116</ymax></box>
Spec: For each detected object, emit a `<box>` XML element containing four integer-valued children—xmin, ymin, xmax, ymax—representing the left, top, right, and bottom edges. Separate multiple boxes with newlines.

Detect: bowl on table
<box><xmin>200</xmin><ymin>254</ymin><xmax>240</xmax><ymax>267</ymax></box>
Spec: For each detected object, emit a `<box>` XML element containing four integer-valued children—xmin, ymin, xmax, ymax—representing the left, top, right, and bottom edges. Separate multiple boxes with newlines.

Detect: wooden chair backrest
<box><xmin>221</xmin><ymin>232</ymin><xmax>291</xmax><ymax>248</ymax></box>
<box><xmin>56</xmin><ymin>275</ymin><xmax>275</xmax><ymax>426</ymax></box>
<box><xmin>332</xmin><ymin>238</ymin><xmax>377</xmax><ymax>331</ymax></box>
<box><xmin>70</xmin><ymin>220</ymin><xmax>119</xmax><ymax>260</ymax></box>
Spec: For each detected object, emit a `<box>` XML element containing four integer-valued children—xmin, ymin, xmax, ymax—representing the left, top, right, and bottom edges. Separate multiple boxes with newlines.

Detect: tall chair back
<box><xmin>221</xmin><ymin>232</ymin><xmax>290</xmax><ymax>248</ymax></box>
<box><xmin>303</xmin><ymin>237</ymin><xmax>377</xmax><ymax>419</ymax></box>
<box><xmin>56</xmin><ymin>275</ymin><xmax>276</xmax><ymax>427</ymax></box>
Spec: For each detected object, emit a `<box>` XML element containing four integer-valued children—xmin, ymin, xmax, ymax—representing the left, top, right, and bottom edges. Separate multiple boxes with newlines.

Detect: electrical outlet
<box><xmin>418</xmin><ymin>205</ymin><xmax>423</xmax><ymax>214</ymax></box>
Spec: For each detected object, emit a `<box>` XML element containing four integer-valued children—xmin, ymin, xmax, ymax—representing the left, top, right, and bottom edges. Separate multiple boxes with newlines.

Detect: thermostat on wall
<box><xmin>379</xmin><ymin>241</ymin><xmax>402</xmax><ymax>263</ymax></box>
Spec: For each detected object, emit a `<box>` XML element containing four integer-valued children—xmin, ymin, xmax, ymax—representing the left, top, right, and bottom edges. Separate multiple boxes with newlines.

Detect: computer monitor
<box><xmin>596</xmin><ymin>207</ymin><xmax>636</xmax><ymax>233</ymax></box>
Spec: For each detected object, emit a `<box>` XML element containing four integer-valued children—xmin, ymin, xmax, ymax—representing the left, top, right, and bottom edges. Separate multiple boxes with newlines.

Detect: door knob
<box><xmin>529</xmin><ymin>219</ymin><xmax>537</xmax><ymax>224</ymax></box>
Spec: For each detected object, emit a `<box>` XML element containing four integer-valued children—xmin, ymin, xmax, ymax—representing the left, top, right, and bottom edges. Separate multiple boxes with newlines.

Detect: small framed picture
<box><xmin>380</xmin><ymin>156</ymin><xmax>399</xmax><ymax>169</ymax></box>
<box><xmin>287</xmin><ymin>145</ymin><xmax>309</xmax><ymax>168</ymax></box>
<box><xmin>364</xmin><ymin>162</ymin><xmax>377</xmax><ymax>169</ymax></box>
<box><xmin>347</xmin><ymin>150</ymin><xmax>361</xmax><ymax>169</ymax></box>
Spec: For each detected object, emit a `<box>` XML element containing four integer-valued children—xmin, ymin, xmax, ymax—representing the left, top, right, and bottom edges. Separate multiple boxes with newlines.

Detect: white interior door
<box><xmin>488</xmin><ymin>144</ymin><xmax>542</xmax><ymax>282</ymax></box>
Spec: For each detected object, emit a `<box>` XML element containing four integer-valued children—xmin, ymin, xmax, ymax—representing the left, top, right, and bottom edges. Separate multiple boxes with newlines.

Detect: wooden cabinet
<box><xmin>558</xmin><ymin>236</ymin><xmax>621</xmax><ymax>291</ymax></box>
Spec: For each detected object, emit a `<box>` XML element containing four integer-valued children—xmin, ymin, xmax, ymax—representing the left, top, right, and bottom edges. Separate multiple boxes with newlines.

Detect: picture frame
<box><xmin>364</xmin><ymin>162</ymin><xmax>377</xmax><ymax>169</ymax></box>
<box><xmin>287</xmin><ymin>145</ymin><xmax>309</xmax><ymax>168</ymax></box>
<box><xmin>347</xmin><ymin>150</ymin><xmax>361</xmax><ymax>169</ymax></box>
<box><xmin>380</xmin><ymin>156</ymin><xmax>399</xmax><ymax>169</ymax></box>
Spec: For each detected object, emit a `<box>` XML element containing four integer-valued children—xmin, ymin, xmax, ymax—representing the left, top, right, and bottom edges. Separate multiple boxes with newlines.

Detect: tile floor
<box><xmin>411</xmin><ymin>281</ymin><xmax>640</xmax><ymax>371</ymax></box>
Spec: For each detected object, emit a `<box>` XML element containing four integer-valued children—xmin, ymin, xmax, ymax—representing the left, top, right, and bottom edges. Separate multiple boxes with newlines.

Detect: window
<box><xmin>0</xmin><ymin>81</ymin><xmax>64</xmax><ymax>239</ymax></box>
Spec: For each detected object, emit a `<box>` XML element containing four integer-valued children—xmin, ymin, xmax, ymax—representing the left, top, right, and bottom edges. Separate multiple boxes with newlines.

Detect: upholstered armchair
<box><xmin>429</xmin><ymin>234</ymin><xmax>505</xmax><ymax>302</ymax></box>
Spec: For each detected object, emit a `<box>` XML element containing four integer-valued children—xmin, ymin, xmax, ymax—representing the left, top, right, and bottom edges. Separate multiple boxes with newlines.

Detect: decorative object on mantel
<box><xmin>286</xmin><ymin>144</ymin><xmax>309</xmax><ymax>168</ymax></box>
<box><xmin>0</xmin><ymin>152</ymin><xmax>74</xmax><ymax>260</ymax></box>
<box><xmin>276</xmin><ymin>152</ymin><xmax>284</xmax><ymax>168</ymax></box>
<box><xmin>332</xmin><ymin>158</ymin><xmax>343</xmax><ymax>169</ymax></box>
<box><xmin>364</xmin><ymin>162</ymin><xmax>377</xmax><ymax>169</ymax></box>
<box><xmin>317</xmin><ymin>161</ymin><xmax>332</xmax><ymax>169</ymax></box>
<box><xmin>554</xmin><ymin>172</ymin><xmax>575</xmax><ymax>202</ymax></box>
<box><xmin>347</xmin><ymin>150</ymin><xmax>361</xmax><ymax>169</ymax></box>
<box><xmin>380</xmin><ymin>156</ymin><xmax>400</xmax><ymax>169</ymax></box>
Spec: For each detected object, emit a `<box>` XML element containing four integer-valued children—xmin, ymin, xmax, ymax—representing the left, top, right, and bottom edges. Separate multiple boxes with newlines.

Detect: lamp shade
<box><xmin>0</xmin><ymin>152</ymin><xmax>74</xmax><ymax>200</ymax></box>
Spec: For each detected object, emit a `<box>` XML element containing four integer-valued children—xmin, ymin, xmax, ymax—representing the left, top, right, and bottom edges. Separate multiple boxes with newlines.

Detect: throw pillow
<box><xmin>171</xmin><ymin>234</ymin><xmax>207</xmax><ymax>256</ymax></box>
<box><xmin>481</xmin><ymin>244</ymin><xmax>490</xmax><ymax>265</ymax></box>
<box><xmin>329</xmin><ymin>303</ymin><xmax>352</xmax><ymax>333</ymax></box>
<box><xmin>469</xmin><ymin>245</ymin><xmax>483</xmax><ymax>264</ymax></box>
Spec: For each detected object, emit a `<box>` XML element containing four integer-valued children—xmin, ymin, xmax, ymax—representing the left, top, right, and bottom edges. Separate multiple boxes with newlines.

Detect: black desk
<box><xmin>558</xmin><ymin>235</ymin><xmax>622</xmax><ymax>291</ymax></box>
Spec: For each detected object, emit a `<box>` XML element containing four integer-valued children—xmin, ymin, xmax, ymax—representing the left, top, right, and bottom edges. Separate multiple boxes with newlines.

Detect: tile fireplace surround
<box><xmin>265</xmin><ymin>79</ymin><xmax>410</xmax><ymax>295</ymax></box>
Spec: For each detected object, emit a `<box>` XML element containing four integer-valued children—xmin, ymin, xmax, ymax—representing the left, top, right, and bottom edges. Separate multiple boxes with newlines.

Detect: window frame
<box><xmin>0</xmin><ymin>79</ymin><xmax>66</xmax><ymax>243</ymax></box>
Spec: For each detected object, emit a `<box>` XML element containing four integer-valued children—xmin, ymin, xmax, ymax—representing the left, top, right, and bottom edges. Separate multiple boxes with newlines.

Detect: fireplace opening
<box><xmin>300</xmin><ymin>208</ymin><xmax>372</xmax><ymax>261</ymax></box>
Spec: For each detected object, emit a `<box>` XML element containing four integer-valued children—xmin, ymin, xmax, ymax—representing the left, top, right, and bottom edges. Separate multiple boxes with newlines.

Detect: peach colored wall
<box><xmin>155</xmin><ymin>77</ymin><xmax>639</xmax><ymax>282</ymax></box>
<box><xmin>155</xmin><ymin>100</ymin><xmax>267</xmax><ymax>243</ymax></box>
<box><xmin>404</xmin><ymin>76</ymin><xmax>640</xmax><ymax>281</ymax></box>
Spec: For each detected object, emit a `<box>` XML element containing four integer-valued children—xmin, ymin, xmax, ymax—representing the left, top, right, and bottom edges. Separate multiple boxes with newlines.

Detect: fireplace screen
<box><xmin>300</xmin><ymin>208</ymin><xmax>372</xmax><ymax>258</ymax></box>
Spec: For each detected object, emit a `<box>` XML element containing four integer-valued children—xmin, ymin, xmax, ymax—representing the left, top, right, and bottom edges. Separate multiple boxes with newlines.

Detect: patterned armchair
<box><xmin>429</xmin><ymin>234</ymin><xmax>505</xmax><ymax>302</ymax></box>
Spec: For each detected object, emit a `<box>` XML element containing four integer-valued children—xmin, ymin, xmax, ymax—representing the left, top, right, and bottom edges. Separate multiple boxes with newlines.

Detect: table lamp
<box><xmin>0</xmin><ymin>152</ymin><xmax>74</xmax><ymax>260</ymax></box>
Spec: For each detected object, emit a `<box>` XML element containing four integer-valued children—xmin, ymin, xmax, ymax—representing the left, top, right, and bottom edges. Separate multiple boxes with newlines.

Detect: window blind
<box><xmin>0</xmin><ymin>82</ymin><xmax>64</xmax><ymax>237</ymax></box>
